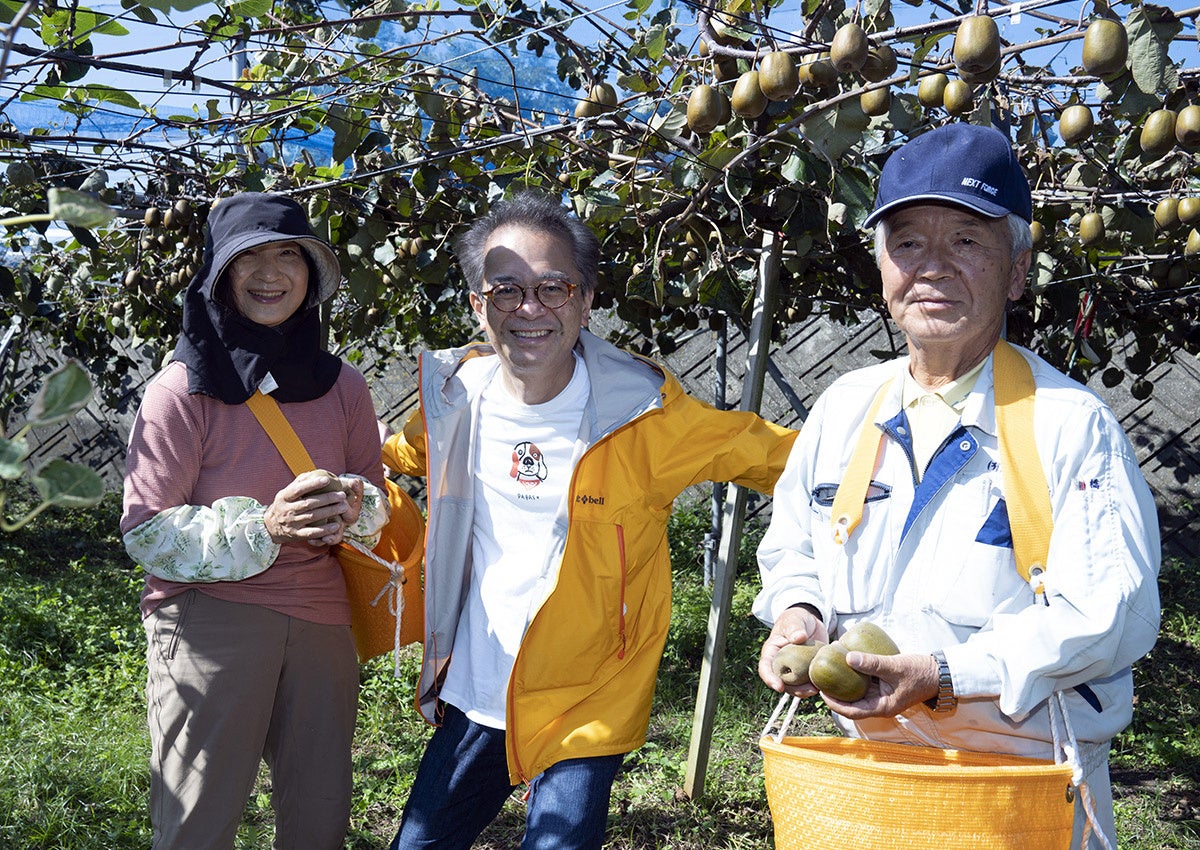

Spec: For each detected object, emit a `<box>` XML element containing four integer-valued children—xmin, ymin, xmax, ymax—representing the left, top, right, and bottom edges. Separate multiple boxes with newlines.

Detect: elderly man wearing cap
<box><xmin>122</xmin><ymin>192</ymin><xmax>390</xmax><ymax>849</ymax></box>
<box><xmin>754</xmin><ymin>123</ymin><xmax>1160</xmax><ymax>847</ymax></box>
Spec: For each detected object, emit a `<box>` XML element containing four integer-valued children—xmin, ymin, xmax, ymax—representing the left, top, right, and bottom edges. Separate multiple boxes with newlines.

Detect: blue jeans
<box><xmin>390</xmin><ymin>703</ymin><xmax>623</xmax><ymax>850</ymax></box>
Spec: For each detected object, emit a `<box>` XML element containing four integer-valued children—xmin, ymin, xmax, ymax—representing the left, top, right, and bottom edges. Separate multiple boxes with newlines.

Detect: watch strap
<box><xmin>926</xmin><ymin>650</ymin><xmax>957</xmax><ymax>713</ymax></box>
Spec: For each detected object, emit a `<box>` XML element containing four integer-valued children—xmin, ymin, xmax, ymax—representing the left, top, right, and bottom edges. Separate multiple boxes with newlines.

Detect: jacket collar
<box><xmin>421</xmin><ymin>328</ymin><xmax>666</xmax><ymax>433</ymax></box>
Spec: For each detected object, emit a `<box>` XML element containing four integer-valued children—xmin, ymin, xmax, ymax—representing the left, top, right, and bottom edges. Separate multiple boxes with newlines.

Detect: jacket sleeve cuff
<box><xmin>940</xmin><ymin>640</ymin><xmax>1003</xmax><ymax>701</ymax></box>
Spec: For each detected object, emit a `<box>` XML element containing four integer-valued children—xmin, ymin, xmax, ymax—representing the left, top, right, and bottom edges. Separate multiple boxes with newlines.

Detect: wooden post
<box><xmin>683</xmin><ymin>228</ymin><xmax>781</xmax><ymax>799</ymax></box>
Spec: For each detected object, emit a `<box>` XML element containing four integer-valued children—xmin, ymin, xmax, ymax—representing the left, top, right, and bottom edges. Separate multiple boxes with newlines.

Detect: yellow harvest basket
<box><xmin>760</xmin><ymin>736</ymin><xmax>1076</xmax><ymax>850</ymax></box>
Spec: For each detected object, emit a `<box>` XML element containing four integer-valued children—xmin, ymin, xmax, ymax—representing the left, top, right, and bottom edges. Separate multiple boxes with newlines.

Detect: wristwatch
<box><xmin>926</xmin><ymin>650</ymin><xmax>957</xmax><ymax>713</ymax></box>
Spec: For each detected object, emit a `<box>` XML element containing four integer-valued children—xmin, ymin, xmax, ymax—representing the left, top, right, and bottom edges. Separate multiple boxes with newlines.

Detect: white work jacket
<box><xmin>755</xmin><ymin>345</ymin><xmax>1161</xmax><ymax>760</ymax></box>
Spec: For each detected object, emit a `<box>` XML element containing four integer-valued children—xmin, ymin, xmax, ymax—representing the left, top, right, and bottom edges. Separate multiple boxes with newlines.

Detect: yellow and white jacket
<box><xmin>383</xmin><ymin>328</ymin><xmax>797</xmax><ymax>783</ymax></box>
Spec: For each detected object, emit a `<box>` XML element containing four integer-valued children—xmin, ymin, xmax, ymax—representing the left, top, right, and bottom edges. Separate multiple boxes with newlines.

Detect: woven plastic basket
<box><xmin>336</xmin><ymin>478</ymin><xmax>425</xmax><ymax>661</ymax></box>
<box><xmin>760</xmin><ymin>736</ymin><xmax>1075</xmax><ymax>850</ymax></box>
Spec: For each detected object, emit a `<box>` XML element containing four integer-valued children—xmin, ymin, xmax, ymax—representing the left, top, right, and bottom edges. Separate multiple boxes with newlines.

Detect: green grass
<box><xmin>1</xmin><ymin>491</ymin><xmax>1197</xmax><ymax>849</ymax></box>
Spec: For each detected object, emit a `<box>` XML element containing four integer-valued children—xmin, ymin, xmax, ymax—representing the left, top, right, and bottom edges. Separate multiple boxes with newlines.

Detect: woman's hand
<box><xmin>263</xmin><ymin>470</ymin><xmax>354</xmax><ymax>547</ymax></box>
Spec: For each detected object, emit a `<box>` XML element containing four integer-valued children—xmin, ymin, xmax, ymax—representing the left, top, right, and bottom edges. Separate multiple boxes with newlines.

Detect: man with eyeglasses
<box><xmin>382</xmin><ymin>191</ymin><xmax>797</xmax><ymax>850</ymax></box>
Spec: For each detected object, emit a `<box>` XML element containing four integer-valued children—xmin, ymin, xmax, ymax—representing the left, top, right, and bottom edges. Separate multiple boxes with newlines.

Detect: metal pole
<box><xmin>684</xmin><ymin>229</ymin><xmax>780</xmax><ymax>799</ymax></box>
<box><xmin>703</xmin><ymin>313</ymin><xmax>728</xmax><ymax>588</ymax></box>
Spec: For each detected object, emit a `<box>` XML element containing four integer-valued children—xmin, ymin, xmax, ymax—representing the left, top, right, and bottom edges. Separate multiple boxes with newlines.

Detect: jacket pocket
<box><xmin>523</xmin><ymin>519</ymin><xmax>626</xmax><ymax>690</ymax></box>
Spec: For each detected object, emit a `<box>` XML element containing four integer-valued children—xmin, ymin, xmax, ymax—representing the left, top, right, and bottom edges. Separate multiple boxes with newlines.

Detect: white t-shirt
<box><xmin>439</xmin><ymin>354</ymin><xmax>590</xmax><ymax>728</ymax></box>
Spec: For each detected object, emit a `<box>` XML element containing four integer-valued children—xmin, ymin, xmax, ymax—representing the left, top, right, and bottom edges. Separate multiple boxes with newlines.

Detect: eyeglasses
<box><xmin>480</xmin><ymin>280</ymin><xmax>578</xmax><ymax>312</ymax></box>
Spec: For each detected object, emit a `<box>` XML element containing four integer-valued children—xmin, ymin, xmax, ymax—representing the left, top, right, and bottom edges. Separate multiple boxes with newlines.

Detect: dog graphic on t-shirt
<box><xmin>511</xmin><ymin>441</ymin><xmax>547</xmax><ymax>488</ymax></box>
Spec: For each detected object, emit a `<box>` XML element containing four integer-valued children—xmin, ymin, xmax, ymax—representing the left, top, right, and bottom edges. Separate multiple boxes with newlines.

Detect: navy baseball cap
<box><xmin>864</xmin><ymin>123</ymin><xmax>1033</xmax><ymax>227</ymax></box>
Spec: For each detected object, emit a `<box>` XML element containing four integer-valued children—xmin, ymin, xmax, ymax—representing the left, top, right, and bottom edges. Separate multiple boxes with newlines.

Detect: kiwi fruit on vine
<box><xmin>143</xmin><ymin>206</ymin><xmax>162</xmax><ymax>228</ymax></box>
<box><xmin>960</xmin><ymin>56</ymin><xmax>1001</xmax><ymax>85</ymax></box>
<box><xmin>1187</xmin><ymin>228</ymin><xmax>1200</xmax><ymax>257</ymax></box>
<box><xmin>5</xmin><ymin>161</ymin><xmax>36</xmax><ymax>187</ymax></box>
<box><xmin>1058</xmin><ymin>104</ymin><xmax>1095</xmax><ymax>145</ymax></box>
<box><xmin>798</xmin><ymin>57</ymin><xmax>838</xmax><ymax>89</ymax></box>
<box><xmin>1176</xmin><ymin>104</ymin><xmax>1200</xmax><ymax>148</ymax></box>
<box><xmin>687</xmin><ymin>84</ymin><xmax>729</xmax><ymax>134</ymax></box>
<box><xmin>1079</xmin><ymin>212</ymin><xmax>1105</xmax><ymax>246</ymax></box>
<box><xmin>713</xmin><ymin>56</ymin><xmax>740</xmax><ymax>82</ymax></box>
<box><xmin>860</xmin><ymin>85</ymin><xmax>891</xmax><ymax>117</ymax></box>
<box><xmin>1154</xmin><ymin>197</ymin><xmax>1179</xmax><ymax>229</ymax></box>
<box><xmin>942</xmin><ymin>80</ymin><xmax>973</xmax><ymax>116</ymax></box>
<box><xmin>731</xmin><ymin>70</ymin><xmax>768</xmax><ymax>118</ymax></box>
<box><xmin>954</xmin><ymin>15</ymin><xmax>1001</xmax><ymax>76</ymax></box>
<box><xmin>830</xmin><ymin>23</ymin><xmax>869</xmax><ymax>74</ymax></box>
<box><xmin>758</xmin><ymin>51</ymin><xmax>799</xmax><ymax>101</ymax></box>
<box><xmin>917</xmin><ymin>73</ymin><xmax>948</xmax><ymax>108</ymax></box>
<box><xmin>1179</xmin><ymin>197</ymin><xmax>1200</xmax><ymax>226</ymax></box>
<box><xmin>592</xmin><ymin>82</ymin><xmax>617</xmax><ymax>108</ymax></box>
<box><xmin>859</xmin><ymin>44</ymin><xmax>897</xmax><ymax>83</ymax></box>
<box><xmin>1140</xmin><ymin>109</ymin><xmax>1177</xmax><ymax>158</ymax></box>
<box><xmin>1082</xmin><ymin>18</ymin><xmax>1128</xmax><ymax>79</ymax></box>
<box><xmin>1030</xmin><ymin>220</ymin><xmax>1045</xmax><ymax>247</ymax></box>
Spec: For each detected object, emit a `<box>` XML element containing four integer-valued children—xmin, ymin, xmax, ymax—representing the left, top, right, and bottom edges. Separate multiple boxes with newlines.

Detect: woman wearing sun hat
<box><xmin>121</xmin><ymin>192</ymin><xmax>389</xmax><ymax>849</ymax></box>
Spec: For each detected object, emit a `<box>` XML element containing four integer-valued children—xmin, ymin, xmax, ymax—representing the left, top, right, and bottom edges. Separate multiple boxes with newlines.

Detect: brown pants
<box><xmin>144</xmin><ymin>591</ymin><xmax>359</xmax><ymax>850</ymax></box>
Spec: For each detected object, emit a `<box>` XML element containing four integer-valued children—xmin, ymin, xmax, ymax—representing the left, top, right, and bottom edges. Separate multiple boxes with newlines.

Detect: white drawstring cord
<box><xmin>344</xmin><ymin>539</ymin><xmax>407</xmax><ymax>676</ymax></box>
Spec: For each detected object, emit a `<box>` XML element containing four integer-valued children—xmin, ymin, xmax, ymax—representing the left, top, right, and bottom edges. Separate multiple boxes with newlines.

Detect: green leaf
<box><xmin>328</xmin><ymin>103</ymin><xmax>367</xmax><ymax>163</ymax></box>
<box><xmin>617</xmin><ymin>72</ymin><xmax>653</xmax><ymax>94</ymax></box>
<box><xmin>47</xmin><ymin>187</ymin><xmax>115</xmax><ymax>228</ymax></box>
<box><xmin>0</xmin><ymin>436</ymin><xmax>29</xmax><ymax>480</ymax></box>
<box><xmin>1126</xmin><ymin>5</ymin><xmax>1180</xmax><ymax>96</ymax></box>
<box><xmin>137</xmin><ymin>0</ymin><xmax>214</xmax><ymax>11</ymax></box>
<box><xmin>80</xmin><ymin>84</ymin><xmax>141</xmax><ymax>110</ymax></box>
<box><xmin>834</xmin><ymin>167</ymin><xmax>875</xmax><ymax>227</ymax></box>
<box><xmin>31</xmin><ymin>459</ymin><xmax>105</xmax><ymax>508</ymax></box>
<box><xmin>230</xmin><ymin>0</ymin><xmax>272</xmax><ymax>17</ymax></box>
<box><xmin>27</xmin><ymin>360</ymin><xmax>92</xmax><ymax>426</ymax></box>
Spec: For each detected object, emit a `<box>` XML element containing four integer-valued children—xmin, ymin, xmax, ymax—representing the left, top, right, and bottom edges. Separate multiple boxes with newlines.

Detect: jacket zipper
<box><xmin>616</xmin><ymin>524</ymin><xmax>627</xmax><ymax>659</ymax></box>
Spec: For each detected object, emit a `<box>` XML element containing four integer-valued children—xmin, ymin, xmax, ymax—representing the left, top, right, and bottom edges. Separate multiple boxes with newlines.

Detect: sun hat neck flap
<box><xmin>864</xmin><ymin>123</ymin><xmax>1033</xmax><ymax>227</ymax></box>
<box><xmin>171</xmin><ymin>192</ymin><xmax>342</xmax><ymax>405</ymax></box>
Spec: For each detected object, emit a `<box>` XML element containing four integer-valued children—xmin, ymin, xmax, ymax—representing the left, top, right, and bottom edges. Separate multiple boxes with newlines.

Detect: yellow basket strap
<box><xmin>830</xmin><ymin>380</ymin><xmax>892</xmax><ymax>545</ymax></box>
<box><xmin>830</xmin><ymin>341</ymin><xmax>1053</xmax><ymax>585</ymax></box>
<box><xmin>244</xmin><ymin>389</ymin><xmax>316</xmax><ymax>477</ymax></box>
<box><xmin>993</xmin><ymin>340</ymin><xmax>1052</xmax><ymax>582</ymax></box>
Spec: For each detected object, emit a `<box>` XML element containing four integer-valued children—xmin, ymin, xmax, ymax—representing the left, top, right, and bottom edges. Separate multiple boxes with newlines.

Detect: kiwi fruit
<box><xmin>841</xmin><ymin>621</ymin><xmax>901</xmax><ymax>656</ymax></box>
<box><xmin>917</xmin><ymin>73</ymin><xmax>948</xmax><ymax>108</ymax></box>
<box><xmin>1082</xmin><ymin>18</ymin><xmax>1128</xmax><ymax>79</ymax></box>
<box><xmin>1140</xmin><ymin>109</ymin><xmax>1177</xmax><ymax>158</ymax></box>
<box><xmin>1187</xmin><ymin>228</ymin><xmax>1200</xmax><ymax>257</ymax></box>
<box><xmin>1079</xmin><ymin>212</ymin><xmax>1105</xmax><ymax>246</ymax></box>
<box><xmin>860</xmin><ymin>85</ymin><xmax>891</xmax><ymax>117</ymax></box>
<box><xmin>731</xmin><ymin>70</ymin><xmax>768</xmax><ymax>118</ymax></box>
<box><xmin>808</xmin><ymin>641</ymin><xmax>869</xmax><ymax>702</ymax></box>
<box><xmin>1058</xmin><ymin>104</ymin><xmax>1095</xmax><ymax>145</ymax></box>
<box><xmin>311</xmin><ymin>469</ymin><xmax>349</xmax><ymax>495</ymax></box>
<box><xmin>799</xmin><ymin>56</ymin><xmax>838</xmax><ymax>89</ymax></box>
<box><xmin>954</xmin><ymin>15</ymin><xmax>1001</xmax><ymax>76</ymax></box>
<box><xmin>771</xmin><ymin>642</ymin><xmax>823</xmax><ymax>687</ymax></box>
<box><xmin>859</xmin><ymin>44</ymin><xmax>897</xmax><ymax>83</ymax></box>
<box><xmin>1154</xmin><ymin>197</ymin><xmax>1179</xmax><ymax>229</ymax></box>
<box><xmin>1179</xmin><ymin>197</ymin><xmax>1200</xmax><ymax>226</ymax></box>
<box><xmin>758</xmin><ymin>51</ymin><xmax>799</xmax><ymax>101</ymax></box>
<box><xmin>687</xmin><ymin>84</ymin><xmax>729</xmax><ymax>134</ymax></box>
<box><xmin>1175</xmin><ymin>104</ymin><xmax>1200</xmax><ymax>148</ymax></box>
<box><xmin>942</xmin><ymin>79</ymin><xmax>973</xmax><ymax>116</ymax></box>
<box><xmin>830</xmin><ymin>23</ymin><xmax>869</xmax><ymax>74</ymax></box>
